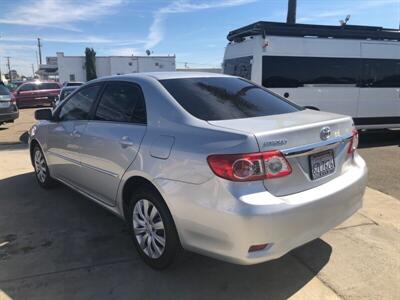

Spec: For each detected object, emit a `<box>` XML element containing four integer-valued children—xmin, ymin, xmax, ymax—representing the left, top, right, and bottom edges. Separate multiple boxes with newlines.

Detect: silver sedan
<box><xmin>29</xmin><ymin>72</ymin><xmax>367</xmax><ymax>269</ymax></box>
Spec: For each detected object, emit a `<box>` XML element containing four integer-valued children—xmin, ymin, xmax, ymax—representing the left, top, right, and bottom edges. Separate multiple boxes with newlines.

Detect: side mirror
<box><xmin>35</xmin><ymin>108</ymin><xmax>53</xmax><ymax>121</ymax></box>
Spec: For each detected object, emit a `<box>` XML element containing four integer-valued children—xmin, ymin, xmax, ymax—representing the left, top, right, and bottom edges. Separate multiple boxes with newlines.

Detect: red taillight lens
<box><xmin>348</xmin><ymin>129</ymin><xmax>359</xmax><ymax>154</ymax></box>
<box><xmin>207</xmin><ymin>151</ymin><xmax>292</xmax><ymax>181</ymax></box>
<box><xmin>10</xmin><ymin>95</ymin><xmax>16</xmax><ymax>105</ymax></box>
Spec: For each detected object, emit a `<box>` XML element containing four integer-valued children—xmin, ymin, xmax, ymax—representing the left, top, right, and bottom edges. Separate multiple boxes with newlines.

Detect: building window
<box><xmin>69</xmin><ymin>74</ymin><xmax>76</xmax><ymax>81</ymax></box>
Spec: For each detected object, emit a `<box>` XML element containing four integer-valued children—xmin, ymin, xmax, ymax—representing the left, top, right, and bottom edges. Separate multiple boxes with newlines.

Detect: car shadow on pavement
<box><xmin>359</xmin><ymin>129</ymin><xmax>400</xmax><ymax>148</ymax></box>
<box><xmin>0</xmin><ymin>172</ymin><xmax>332</xmax><ymax>300</ymax></box>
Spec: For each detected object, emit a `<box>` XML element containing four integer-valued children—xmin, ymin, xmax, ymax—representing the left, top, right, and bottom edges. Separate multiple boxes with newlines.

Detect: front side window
<box><xmin>160</xmin><ymin>77</ymin><xmax>300</xmax><ymax>121</ymax></box>
<box><xmin>58</xmin><ymin>85</ymin><xmax>100</xmax><ymax>121</ymax></box>
<box><xmin>19</xmin><ymin>84</ymin><xmax>37</xmax><ymax>92</ymax></box>
<box><xmin>94</xmin><ymin>82</ymin><xmax>146</xmax><ymax>124</ymax></box>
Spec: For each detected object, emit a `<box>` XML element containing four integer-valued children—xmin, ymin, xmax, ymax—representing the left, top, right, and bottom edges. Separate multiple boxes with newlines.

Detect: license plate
<box><xmin>309</xmin><ymin>150</ymin><xmax>335</xmax><ymax>180</ymax></box>
<box><xmin>0</xmin><ymin>102</ymin><xmax>10</xmax><ymax>108</ymax></box>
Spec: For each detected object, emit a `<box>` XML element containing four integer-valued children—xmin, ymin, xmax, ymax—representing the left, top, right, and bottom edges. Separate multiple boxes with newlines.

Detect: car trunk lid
<box><xmin>208</xmin><ymin>109</ymin><xmax>354</xmax><ymax>196</ymax></box>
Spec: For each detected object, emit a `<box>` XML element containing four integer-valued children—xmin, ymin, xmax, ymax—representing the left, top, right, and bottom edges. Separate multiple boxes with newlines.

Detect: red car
<box><xmin>14</xmin><ymin>81</ymin><xmax>61</xmax><ymax>108</ymax></box>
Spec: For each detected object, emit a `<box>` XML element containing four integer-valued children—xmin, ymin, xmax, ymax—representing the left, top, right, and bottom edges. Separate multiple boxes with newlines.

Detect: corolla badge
<box><xmin>262</xmin><ymin>139</ymin><xmax>288</xmax><ymax>148</ymax></box>
<box><xmin>320</xmin><ymin>126</ymin><xmax>331</xmax><ymax>140</ymax></box>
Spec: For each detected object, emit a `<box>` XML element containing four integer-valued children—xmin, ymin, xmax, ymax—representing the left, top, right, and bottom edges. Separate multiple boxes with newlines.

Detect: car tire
<box><xmin>33</xmin><ymin>145</ymin><xmax>55</xmax><ymax>189</ymax></box>
<box><xmin>127</xmin><ymin>187</ymin><xmax>181</xmax><ymax>270</ymax></box>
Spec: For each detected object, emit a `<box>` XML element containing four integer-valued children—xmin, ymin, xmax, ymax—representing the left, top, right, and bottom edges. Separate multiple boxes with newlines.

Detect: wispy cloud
<box><xmin>145</xmin><ymin>0</ymin><xmax>256</xmax><ymax>49</ymax></box>
<box><xmin>109</xmin><ymin>47</ymin><xmax>140</xmax><ymax>56</ymax></box>
<box><xmin>1</xmin><ymin>35</ymin><xmax>145</xmax><ymax>45</ymax></box>
<box><xmin>0</xmin><ymin>0</ymin><xmax>125</xmax><ymax>31</ymax></box>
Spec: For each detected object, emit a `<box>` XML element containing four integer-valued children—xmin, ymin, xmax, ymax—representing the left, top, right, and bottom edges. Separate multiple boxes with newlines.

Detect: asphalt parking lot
<box><xmin>0</xmin><ymin>109</ymin><xmax>399</xmax><ymax>300</ymax></box>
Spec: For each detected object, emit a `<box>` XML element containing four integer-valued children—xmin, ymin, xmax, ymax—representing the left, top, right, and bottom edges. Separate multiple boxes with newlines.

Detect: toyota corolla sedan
<box><xmin>29</xmin><ymin>72</ymin><xmax>367</xmax><ymax>269</ymax></box>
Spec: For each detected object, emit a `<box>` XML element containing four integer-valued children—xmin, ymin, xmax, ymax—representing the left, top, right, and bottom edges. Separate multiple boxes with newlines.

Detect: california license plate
<box><xmin>0</xmin><ymin>102</ymin><xmax>9</xmax><ymax>108</ymax></box>
<box><xmin>309</xmin><ymin>150</ymin><xmax>335</xmax><ymax>180</ymax></box>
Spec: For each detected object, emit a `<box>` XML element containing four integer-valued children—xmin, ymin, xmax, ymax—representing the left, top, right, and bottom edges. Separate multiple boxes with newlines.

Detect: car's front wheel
<box><xmin>33</xmin><ymin>145</ymin><xmax>55</xmax><ymax>188</ymax></box>
<box><xmin>128</xmin><ymin>187</ymin><xmax>181</xmax><ymax>269</ymax></box>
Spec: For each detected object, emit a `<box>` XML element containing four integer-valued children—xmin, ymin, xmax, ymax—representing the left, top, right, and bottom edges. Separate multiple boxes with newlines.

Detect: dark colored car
<box><xmin>14</xmin><ymin>81</ymin><xmax>61</xmax><ymax>108</ymax></box>
<box><xmin>63</xmin><ymin>81</ymin><xmax>84</xmax><ymax>87</ymax></box>
<box><xmin>0</xmin><ymin>84</ymin><xmax>19</xmax><ymax>125</ymax></box>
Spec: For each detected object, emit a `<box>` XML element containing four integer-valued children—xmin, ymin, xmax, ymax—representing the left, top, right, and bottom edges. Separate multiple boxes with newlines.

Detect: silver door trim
<box><xmin>80</xmin><ymin>161</ymin><xmax>119</xmax><ymax>178</ymax></box>
<box><xmin>47</xmin><ymin>150</ymin><xmax>81</xmax><ymax>165</ymax></box>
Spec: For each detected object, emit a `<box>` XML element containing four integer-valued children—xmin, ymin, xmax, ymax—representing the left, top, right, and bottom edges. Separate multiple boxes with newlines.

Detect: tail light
<box><xmin>10</xmin><ymin>95</ymin><xmax>16</xmax><ymax>105</ymax></box>
<box><xmin>348</xmin><ymin>129</ymin><xmax>359</xmax><ymax>154</ymax></box>
<box><xmin>207</xmin><ymin>150</ymin><xmax>292</xmax><ymax>182</ymax></box>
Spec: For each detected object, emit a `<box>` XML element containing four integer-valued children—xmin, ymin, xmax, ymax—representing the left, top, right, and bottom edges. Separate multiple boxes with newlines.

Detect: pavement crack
<box><xmin>358</xmin><ymin>212</ymin><xmax>379</xmax><ymax>226</ymax></box>
<box><xmin>290</xmin><ymin>252</ymin><xmax>344</xmax><ymax>299</ymax></box>
<box><xmin>333</xmin><ymin>222</ymin><xmax>376</xmax><ymax>231</ymax></box>
<box><xmin>0</xmin><ymin>257</ymin><xmax>138</xmax><ymax>284</ymax></box>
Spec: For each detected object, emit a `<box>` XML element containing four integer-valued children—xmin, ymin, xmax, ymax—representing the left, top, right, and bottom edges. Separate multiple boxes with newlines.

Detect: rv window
<box><xmin>362</xmin><ymin>59</ymin><xmax>400</xmax><ymax>87</ymax></box>
<box><xmin>224</xmin><ymin>56</ymin><xmax>252</xmax><ymax>80</ymax></box>
<box><xmin>262</xmin><ymin>56</ymin><xmax>360</xmax><ymax>87</ymax></box>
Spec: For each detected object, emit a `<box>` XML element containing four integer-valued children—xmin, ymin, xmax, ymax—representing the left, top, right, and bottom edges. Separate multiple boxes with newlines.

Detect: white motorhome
<box><xmin>223</xmin><ymin>21</ymin><xmax>400</xmax><ymax>129</ymax></box>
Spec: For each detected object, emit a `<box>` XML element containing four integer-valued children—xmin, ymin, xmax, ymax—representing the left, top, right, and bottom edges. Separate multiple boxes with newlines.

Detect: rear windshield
<box><xmin>0</xmin><ymin>85</ymin><xmax>10</xmax><ymax>96</ymax></box>
<box><xmin>159</xmin><ymin>77</ymin><xmax>300</xmax><ymax>121</ymax></box>
<box><xmin>39</xmin><ymin>83</ymin><xmax>59</xmax><ymax>90</ymax></box>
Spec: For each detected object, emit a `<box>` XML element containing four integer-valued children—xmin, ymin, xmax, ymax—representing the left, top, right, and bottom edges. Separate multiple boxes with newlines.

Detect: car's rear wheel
<box><xmin>128</xmin><ymin>188</ymin><xmax>181</xmax><ymax>269</ymax></box>
<box><xmin>33</xmin><ymin>145</ymin><xmax>55</xmax><ymax>188</ymax></box>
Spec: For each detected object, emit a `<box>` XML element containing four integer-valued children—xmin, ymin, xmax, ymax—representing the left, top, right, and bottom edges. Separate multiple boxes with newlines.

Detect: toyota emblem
<box><xmin>320</xmin><ymin>126</ymin><xmax>331</xmax><ymax>140</ymax></box>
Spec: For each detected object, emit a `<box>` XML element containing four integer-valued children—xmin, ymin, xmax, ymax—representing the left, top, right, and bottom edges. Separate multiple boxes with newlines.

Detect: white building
<box><xmin>56</xmin><ymin>52</ymin><xmax>176</xmax><ymax>83</ymax></box>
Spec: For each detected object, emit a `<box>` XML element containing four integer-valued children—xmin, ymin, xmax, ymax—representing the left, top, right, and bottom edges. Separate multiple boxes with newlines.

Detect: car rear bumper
<box><xmin>157</xmin><ymin>153</ymin><xmax>367</xmax><ymax>265</ymax></box>
<box><xmin>0</xmin><ymin>111</ymin><xmax>19</xmax><ymax>123</ymax></box>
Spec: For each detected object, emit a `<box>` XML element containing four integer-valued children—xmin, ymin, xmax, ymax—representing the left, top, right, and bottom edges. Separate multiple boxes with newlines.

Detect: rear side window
<box><xmin>160</xmin><ymin>77</ymin><xmax>300</xmax><ymax>121</ymax></box>
<box><xmin>94</xmin><ymin>82</ymin><xmax>146</xmax><ymax>124</ymax></box>
<box><xmin>362</xmin><ymin>59</ymin><xmax>400</xmax><ymax>87</ymax></box>
<box><xmin>0</xmin><ymin>85</ymin><xmax>10</xmax><ymax>95</ymax></box>
<box><xmin>39</xmin><ymin>83</ymin><xmax>60</xmax><ymax>90</ymax></box>
<box><xmin>58</xmin><ymin>85</ymin><xmax>100</xmax><ymax>121</ymax></box>
<box><xmin>262</xmin><ymin>56</ymin><xmax>360</xmax><ymax>87</ymax></box>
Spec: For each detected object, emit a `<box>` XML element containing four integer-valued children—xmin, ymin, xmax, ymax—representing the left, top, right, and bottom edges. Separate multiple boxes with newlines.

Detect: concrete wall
<box><xmin>57</xmin><ymin>52</ymin><xmax>176</xmax><ymax>83</ymax></box>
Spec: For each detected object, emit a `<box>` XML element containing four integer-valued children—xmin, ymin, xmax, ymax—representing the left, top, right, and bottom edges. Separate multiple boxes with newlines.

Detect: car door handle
<box><xmin>119</xmin><ymin>136</ymin><xmax>134</xmax><ymax>148</ymax></box>
<box><xmin>71</xmin><ymin>129</ymin><xmax>81</xmax><ymax>138</ymax></box>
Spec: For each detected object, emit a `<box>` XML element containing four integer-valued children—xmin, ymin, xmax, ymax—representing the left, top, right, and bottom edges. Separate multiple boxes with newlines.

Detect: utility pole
<box><xmin>286</xmin><ymin>0</ymin><xmax>297</xmax><ymax>24</ymax></box>
<box><xmin>5</xmin><ymin>56</ymin><xmax>11</xmax><ymax>82</ymax></box>
<box><xmin>37</xmin><ymin>37</ymin><xmax>42</xmax><ymax>65</ymax></box>
<box><xmin>32</xmin><ymin>64</ymin><xmax>35</xmax><ymax>77</ymax></box>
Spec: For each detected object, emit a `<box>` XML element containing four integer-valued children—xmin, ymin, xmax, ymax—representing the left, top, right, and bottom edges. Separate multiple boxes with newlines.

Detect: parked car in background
<box><xmin>29</xmin><ymin>72</ymin><xmax>367</xmax><ymax>269</ymax></box>
<box><xmin>62</xmin><ymin>81</ymin><xmax>84</xmax><ymax>87</ymax></box>
<box><xmin>0</xmin><ymin>84</ymin><xmax>19</xmax><ymax>125</ymax></box>
<box><xmin>54</xmin><ymin>86</ymin><xmax>80</xmax><ymax>107</ymax></box>
<box><xmin>14</xmin><ymin>81</ymin><xmax>61</xmax><ymax>108</ymax></box>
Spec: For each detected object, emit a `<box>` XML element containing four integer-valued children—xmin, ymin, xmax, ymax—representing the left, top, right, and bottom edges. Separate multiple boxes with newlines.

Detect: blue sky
<box><xmin>0</xmin><ymin>0</ymin><xmax>399</xmax><ymax>76</ymax></box>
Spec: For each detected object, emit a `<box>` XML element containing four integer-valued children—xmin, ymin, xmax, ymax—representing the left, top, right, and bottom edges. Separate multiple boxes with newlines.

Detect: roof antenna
<box><xmin>340</xmin><ymin>15</ymin><xmax>351</xmax><ymax>27</ymax></box>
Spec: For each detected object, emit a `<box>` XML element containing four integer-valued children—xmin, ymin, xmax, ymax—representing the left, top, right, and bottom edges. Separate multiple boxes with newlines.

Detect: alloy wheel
<box><xmin>34</xmin><ymin>150</ymin><xmax>47</xmax><ymax>183</ymax></box>
<box><xmin>133</xmin><ymin>199</ymin><xmax>166</xmax><ymax>259</ymax></box>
